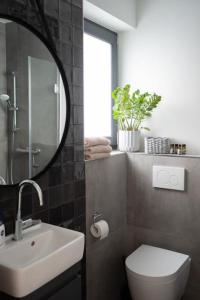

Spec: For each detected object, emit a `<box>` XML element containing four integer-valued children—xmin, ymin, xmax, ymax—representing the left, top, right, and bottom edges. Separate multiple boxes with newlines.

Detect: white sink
<box><xmin>0</xmin><ymin>223</ymin><xmax>85</xmax><ymax>298</ymax></box>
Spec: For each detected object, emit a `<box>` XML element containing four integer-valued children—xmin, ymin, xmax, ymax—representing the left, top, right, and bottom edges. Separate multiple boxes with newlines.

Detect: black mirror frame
<box><xmin>0</xmin><ymin>14</ymin><xmax>71</xmax><ymax>187</ymax></box>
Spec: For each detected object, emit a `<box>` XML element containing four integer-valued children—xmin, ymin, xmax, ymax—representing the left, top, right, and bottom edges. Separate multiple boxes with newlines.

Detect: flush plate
<box><xmin>153</xmin><ymin>166</ymin><xmax>185</xmax><ymax>191</ymax></box>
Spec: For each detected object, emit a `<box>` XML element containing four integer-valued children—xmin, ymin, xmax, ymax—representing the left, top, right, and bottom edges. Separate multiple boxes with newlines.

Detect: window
<box><xmin>84</xmin><ymin>20</ymin><xmax>118</xmax><ymax>145</ymax></box>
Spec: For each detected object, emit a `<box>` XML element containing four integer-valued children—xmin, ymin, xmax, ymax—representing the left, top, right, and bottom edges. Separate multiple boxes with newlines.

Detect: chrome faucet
<box><xmin>14</xmin><ymin>179</ymin><xmax>43</xmax><ymax>241</ymax></box>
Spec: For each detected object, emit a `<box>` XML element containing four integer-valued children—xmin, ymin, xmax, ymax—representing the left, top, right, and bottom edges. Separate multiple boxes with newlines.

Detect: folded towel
<box><xmin>85</xmin><ymin>152</ymin><xmax>111</xmax><ymax>161</ymax></box>
<box><xmin>85</xmin><ymin>145</ymin><xmax>112</xmax><ymax>154</ymax></box>
<box><xmin>84</xmin><ymin>137</ymin><xmax>111</xmax><ymax>148</ymax></box>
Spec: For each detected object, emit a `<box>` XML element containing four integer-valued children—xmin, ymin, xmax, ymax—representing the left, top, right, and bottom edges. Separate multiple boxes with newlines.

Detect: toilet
<box><xmin>125</xmin><ymin>245</ymin><xmax>191</xmax><ymax>300</ymax></box>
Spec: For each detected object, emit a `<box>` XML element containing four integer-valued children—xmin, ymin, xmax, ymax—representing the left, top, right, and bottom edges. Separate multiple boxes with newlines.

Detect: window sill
<box><xmin>85</xmin><ymin>150</ymin><xmax>125</xmax><ymax>162</ymax></box>
<box><xmin>127</xmin><ymin>152</ymin><xmax>200</xmax><ymax>159</ymax></box>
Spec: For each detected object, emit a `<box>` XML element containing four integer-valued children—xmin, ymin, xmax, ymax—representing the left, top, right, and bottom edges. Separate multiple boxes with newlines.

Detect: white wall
<box><xmin>118</xmin><ymin>0</ymin><xmax>200</xmax><ymax>154</ymax></box>
<box><xmin>86</xmin><ymin>0</ymin><xmax>136</xmax><ymax>27</ymax></box>
<box><xmin>84</xmin><ymin>0</ymin><xmax>136</xmax><ymax>32</ymax></box>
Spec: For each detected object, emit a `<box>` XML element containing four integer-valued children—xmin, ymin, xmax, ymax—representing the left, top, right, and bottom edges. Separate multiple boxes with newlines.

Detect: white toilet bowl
<box><xmin>125</xmin><ymin>245</ymin><xmax>191</xmax><ymax>300</ymax></box>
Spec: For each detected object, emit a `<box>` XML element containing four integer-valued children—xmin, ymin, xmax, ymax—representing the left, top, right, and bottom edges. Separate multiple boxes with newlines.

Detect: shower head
<box><xmin>0</xmin><ymin>94</ymin><xmax>13</xmax><ymax>108</ymax></box>
<box><xmin>0</xmin><ymin>94</ymin><xmax>18</xmax><ymax>111</ymax></box>
<box><xmin>0</xmin><ymin>94</ymin><xmax>10</xmax><ymax>102</ymax></box>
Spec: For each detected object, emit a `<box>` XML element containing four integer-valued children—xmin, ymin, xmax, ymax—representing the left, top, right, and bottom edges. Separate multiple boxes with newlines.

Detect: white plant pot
<box><xmin>118</xmin><ymin>130</ymin><xmax>140</xmax><ymax>152</ymax></box>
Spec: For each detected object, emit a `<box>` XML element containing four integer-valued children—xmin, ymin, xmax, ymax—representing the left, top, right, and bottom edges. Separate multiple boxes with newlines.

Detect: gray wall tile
<box><xmin>127</xmin><ymin>153</ymin><xmax>200</xmax><ymax>299</ymax></box>
<box><xmin>86</xmin><ymin>153</ymin><xmax>127</xmax><ymax>300</ymax></box>
<box><xmin>86</xmin><ymin>227</ymin><xmax>126</xmax><ymax>300</ymax></box>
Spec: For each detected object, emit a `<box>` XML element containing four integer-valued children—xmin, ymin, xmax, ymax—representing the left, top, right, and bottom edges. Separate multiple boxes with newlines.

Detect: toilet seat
<box><xmin>125</xmin><ymin>245</ymin><xmax>190</xmax><ymax>283</ymax></box>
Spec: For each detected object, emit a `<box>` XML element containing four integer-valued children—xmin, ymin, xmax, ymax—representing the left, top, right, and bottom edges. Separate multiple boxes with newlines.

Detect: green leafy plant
<box><xmin>112</xmin><ymin>84</ymin><xmax>161</xmax><ymax>131</ymax></box>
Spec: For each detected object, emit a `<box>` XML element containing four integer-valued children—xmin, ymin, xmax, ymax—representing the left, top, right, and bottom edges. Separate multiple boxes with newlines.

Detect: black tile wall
<box><xmin>0</xmin><ymin>0</ymin><xmax>85</xmax><ymax>286</ymax></box>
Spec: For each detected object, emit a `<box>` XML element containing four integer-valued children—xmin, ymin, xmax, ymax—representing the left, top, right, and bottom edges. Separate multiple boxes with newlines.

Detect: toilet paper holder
<box><xmin>92</xmin><ymin>212</ymin><xmax>102</xmax><ymax>224</ymax></box>
<box><xmin>90</xmin><ymin>212</ymin><xmax>109</xmax><ymax>240</ymax></box>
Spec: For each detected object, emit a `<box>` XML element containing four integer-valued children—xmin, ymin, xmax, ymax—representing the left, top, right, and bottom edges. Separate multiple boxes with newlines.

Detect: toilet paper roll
<box><xmin>90</xmin><ymin>220</ymin><xmax>109</xmax><ymax>240</ymax></box>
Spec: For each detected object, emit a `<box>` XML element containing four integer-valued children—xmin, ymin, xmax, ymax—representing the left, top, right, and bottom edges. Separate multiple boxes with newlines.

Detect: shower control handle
<box><xmin>16</xmin><ymin>147</ymin><xmax>41</xmax><ymax>155</ymax></box>
<box><xmin>8</xmin><ymin>106</ymin><xmax>19</xmax><ymax>111</ymax></box>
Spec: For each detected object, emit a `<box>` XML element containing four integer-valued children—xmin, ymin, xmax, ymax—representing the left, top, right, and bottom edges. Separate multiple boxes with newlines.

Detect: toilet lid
<box><xmin>126</xmin><ymin>245</ymin><xmax>190</xmax><ymax>278</ymax></box>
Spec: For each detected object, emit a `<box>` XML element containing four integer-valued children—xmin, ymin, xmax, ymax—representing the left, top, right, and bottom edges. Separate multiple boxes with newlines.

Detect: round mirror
<box><xmin>0</xmin><ymin>17</ymin><xmax>70</xmax><ymax>185</ymax></box>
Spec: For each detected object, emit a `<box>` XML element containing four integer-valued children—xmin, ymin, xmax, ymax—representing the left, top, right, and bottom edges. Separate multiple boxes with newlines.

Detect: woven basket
<box><xmin>144</xmin><ymin>137</ymin><xmax>170</xmax><ymax>154</ymax></box>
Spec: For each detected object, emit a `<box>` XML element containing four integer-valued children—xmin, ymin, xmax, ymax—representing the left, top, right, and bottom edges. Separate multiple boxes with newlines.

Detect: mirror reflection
<box><xmin>0</xmin><ymin>18</ymin><xmax>66</xmax><ymax>185</ymax></box>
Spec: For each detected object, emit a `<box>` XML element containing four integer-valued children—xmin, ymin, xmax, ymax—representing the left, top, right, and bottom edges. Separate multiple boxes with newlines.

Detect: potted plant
<box><xmin>112</xmin><ymin>84</ymin><xmax>161</xmax><ymax>152</ymax></box>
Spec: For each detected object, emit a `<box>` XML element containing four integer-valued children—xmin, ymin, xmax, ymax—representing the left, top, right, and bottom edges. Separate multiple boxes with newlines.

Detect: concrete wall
<box><xmin>85</xmin><ymin>149</ymin><xmax>200</xmax><ymax>300</ymax></box>
<box><xmin>118</xmin><ymin>0</ymin><xmax>200</xmax><ymax>154</ymax></box>
<box><xmin>127</xmin><ymin>153</ymin><xmax>200</xmax><ymax>299</ymax></box>
<box><xmin>86</xmin><ymin>153</ymin><xmax>127</xmax><ymax>300</ymax></box>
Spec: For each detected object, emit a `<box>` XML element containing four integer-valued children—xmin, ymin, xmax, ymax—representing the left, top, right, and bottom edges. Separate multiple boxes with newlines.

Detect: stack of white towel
<box><xmin>84</xmin><ymin>137</ymin><xmax>112</xmax><ymax>160</ymax></box>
